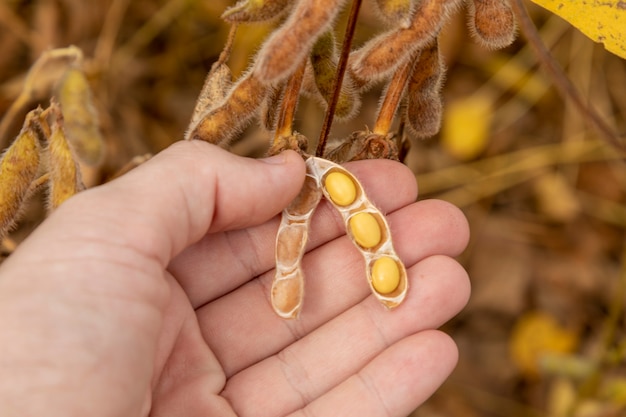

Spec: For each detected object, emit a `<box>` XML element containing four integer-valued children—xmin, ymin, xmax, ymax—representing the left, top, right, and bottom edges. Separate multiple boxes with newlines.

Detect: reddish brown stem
<box><xmin>217</xmin><ymin>24</ymin><xmax>238</xmax><ymax>68</ymax></box>
<box><xmin>316</xmin><ymin>0</ymin><xmax>363</xmax><ymax>157</ymax></box>
<box><xmin>373</xmin><ymin>56</ymin><xmax>417</xmax><ymax>135</ymax></box>
<box><xmin>274</xmin><ymin>59</ymin><xmax>307</xmax><ymax>142</ymax></box>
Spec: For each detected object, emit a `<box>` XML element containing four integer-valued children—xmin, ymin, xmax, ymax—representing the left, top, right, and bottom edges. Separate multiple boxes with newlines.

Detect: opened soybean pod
<box><xmin>271</xmin><ymin>156</ymin><xmax>408</xmax><ymax>318</ymax></box>
<box><xmin>311</xmin><ymin>157</ymin><xmax>408</xmax><ymax>309</ymax></box>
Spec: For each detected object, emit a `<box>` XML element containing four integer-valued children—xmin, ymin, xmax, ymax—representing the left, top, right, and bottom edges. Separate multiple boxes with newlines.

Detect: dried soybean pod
<box><xmin>308</xmin><ymin>31</ymin><xmax>360</xmax><ymax>120</ymax></box>
<box><xmin>254</xmin><ymin>0</ymin><xmax>348</xmax><ymax>84</ymax></box>
<box><xmin>374</xmin><ymin>0</ymin><xmax>414</xmax><ymax>27</ymax></box>
<box><xmin>350</xmin><ymin>0</ymin><xmax>457</xmax><ymax>83</ymax></box>
<box><xmin>56</xmin><ymin>66</ymin><xmax>105</xmax><ymax>167</ymax></box>
<box><xmin>260</xmin><ymin>83</ymin><xmax>285</xmax><ymax>132</ymax></box>
<box><xmin>272</xmin><ymin>173</ymin><xmax>323</xmax><ymax>318</ymax></box>
<box><xmin>310</xmin><ymin>157</ymin><xmax>408</xmax><ymax>309</ymax></box>
<box><xmin>47</xmin><ymin>110</ymin><xmax>84</xmax><ymax>210</ymax></box>
<box><xmin>185</xmin><ymin>62</ymin><xmax>232</xmax><ymax>140</ymax></box>
<box><xmin>189</xmin><ymin>73</ymin><xmax>268</xmax><ymax>147</ymax></box>
<box><xmin>0</xmin><ymin>110</ymin><xmax>42</xmax><ymax>238</ymax></box>
<box><xmin>467</xmin><ymin>0</ymin><xmax>516</xmax><ymax>49</ymax></box>
<box><xmin>406</xmin><ymin>40</ymin><xmax>445</xmax><ymax>138</ymax></box>
<box><xmin>222</xmin><ymin>0</ymin><xmax>294</xmax><ymax>23</ymax></box>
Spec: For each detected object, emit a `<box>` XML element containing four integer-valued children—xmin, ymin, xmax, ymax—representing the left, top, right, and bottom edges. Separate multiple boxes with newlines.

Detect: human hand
<box><xmin>0</xmin><ymin>140</ymin><xmax>470</xmax><ymax>417</ymax></box>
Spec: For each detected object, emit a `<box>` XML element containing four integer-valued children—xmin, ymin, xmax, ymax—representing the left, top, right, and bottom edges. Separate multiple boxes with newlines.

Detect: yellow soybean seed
<box><xmin>349</xmin><ymin>212</ymin><xmax>382</xmax><ymax>248</ymax></box>
<box><xmin>324</xmin><ymin>171</ymin><xmax>357</xmax><ymax>206</ymax></box>
<box><xmin>371</xmin><ymin>256</ymin><xmax>400</xmax><ymax>294</ymax></box>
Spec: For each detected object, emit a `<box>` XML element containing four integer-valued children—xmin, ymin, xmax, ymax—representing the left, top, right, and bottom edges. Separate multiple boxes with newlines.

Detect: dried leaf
<box><xmin>509</xmin><ymin>311</ymin><xmax>579</xmax><ymax>378</ymax></box>
<box><xmin>533</xmin><ymin>171</ymin><xmax>581</xmax><ymax>222</ymax></box>
<box><xmin>528</xmin><ymin>0</ymin><xmax>626</xmax><ymax>59</ymax></box>
<box><xmin>441</xmin><ymin>92</ymin><xmax>493</xmax><ymax>160</ymax></box>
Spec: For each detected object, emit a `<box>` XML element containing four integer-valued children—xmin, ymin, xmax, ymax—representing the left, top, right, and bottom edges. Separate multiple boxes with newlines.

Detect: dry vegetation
<box><xmin>1</xmin><ymin>0</ymin><xmax>625</xmax><ymax>416</ymax></box>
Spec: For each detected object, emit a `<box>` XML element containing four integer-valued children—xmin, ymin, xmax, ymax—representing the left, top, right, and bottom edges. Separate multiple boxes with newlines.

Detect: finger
<box><xmin>169</xmin><ymin>159</ymin><xmax>421</xmax><ymax>306</ymax></box>
<box><xmin>200</xmin><ymin>246</ymin><xmax>470</xmax><ymax>377</ymax></box>
<box><xmin>10</xmin><ymin>141</ymin><xmax>305</xmax><ymax>271</ymax></box>
<box><xmin>223</xmin><ymin>330</ymin><xmax>459</xmax><ymax>417</ymax></box>
<box><xmin>286</xmin><ymin>331</ymin><xmax>458</xmax><ymax>417</ymax></box>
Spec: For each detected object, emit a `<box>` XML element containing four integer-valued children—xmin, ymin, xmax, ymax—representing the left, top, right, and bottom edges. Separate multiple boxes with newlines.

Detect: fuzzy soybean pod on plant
<box><xmin>221</xmin><ymin>0</ymin><xmax>294</xmax><ymax>23</ymax></box>
<box><xmin>466</xmin><ymin>0</ymin><xmax>517</xmax><ymax>49</ymax></box>
<box><xmin>306</xmin><ymin>30</ymin><xmax>360</xmax><ymax>120</ymax></box>
<box><xmin>185</xmin><ymin>62</ymin><xmax>232</xmax><ymax>140</ymax></box>
<box><xmin>406</xmin><ymin>40</ymin><xmax>445</xmax><ymax>138</ymax></box>
<box><xmin>56</xmin><ymin>66</ymin><xmax>105</xmax><ymax>167</ymax></box>
<box><xmin>188</xmin><ymin>73</ymin><xmax>268</xmax><ymax>146</ymax></box>
<box><xmin>46</xmin><ymin>108</ymin><xmax>85</xmax><ymax>210</ymax></box>
<box><xmin>374</xmin><ymin>0</ymin><xmax>414</xmax><ymax>27</ymax></box>
<box><xmin>0</xmin><ymin>110</ymin><xmax>42</xmax><ymax>238</ymax></box>
<box><xmin>349</xmin><ymin>0</ymin><xmax>458</xmax><ymax>84</ymax></box>
<box><xmin>254</xmin><ymin>0</ymin><xmax>348</xmax><ymax>84</ymax></box>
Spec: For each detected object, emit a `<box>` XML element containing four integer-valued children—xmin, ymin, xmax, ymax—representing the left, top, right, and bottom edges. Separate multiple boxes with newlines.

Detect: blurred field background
<box><xmin>1</xmin><ymin>0</ymin><xmax>625</xmax><ymax>416</ymax></box>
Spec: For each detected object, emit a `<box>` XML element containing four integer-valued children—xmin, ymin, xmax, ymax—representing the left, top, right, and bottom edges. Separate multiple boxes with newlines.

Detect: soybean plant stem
<box><xmin>316</xmin><ymin>0</ymin><xmax>363</xmax><ymax>157</ymax></box>
<box><xmin>216</xmin><ymin>24</ymin><xmax>238</xmax><ymax>68</ymax></box>
<box><xmin>274</xmin><ymin>59</ymin><xmax>307</xmax><ymax>142</ymax></box>
<box><xmin>373</xmin><ymin>56</ymin><xmax>417</xmax><ymax>136</ymax></box>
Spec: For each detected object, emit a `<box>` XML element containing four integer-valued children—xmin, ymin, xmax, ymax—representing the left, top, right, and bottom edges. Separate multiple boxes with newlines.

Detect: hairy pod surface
<box><xmin>254</xmin><ymin>0</ymin><xmax>348</xmax><ymax>84</ymax></box>
<box><xmin>350</xmin><ymin>0</ymin><xmax>456</xmax><ymax>83</ymax></box>
<box><xmin>272</xmin><ymin>156</ymin><xmax>408</xmax><ymax>318</ymax></box>
<box><xmin>222</xmin><ymin>0</ymin><xmax>294</xmax><ymax>22</ymax></box>
<box><xmin>189</xmin><ymin>74</ymin><xmax>267</xmax><ymax>146</ymax></box>
<box><xmin>56</xmin><ymin>66</ymin><xmax>105</xmax><ymax>166</ymax></box>
<box><xmin>467</xmin><ymin>0</ymin><xmax>516</xmax><ymax>49</ymax></box>
<box><xmin>185</xmin><ymin>62</ymin><xmax>232</xmax><ymax>140</ymax></box>
<box><xmin>406</xmin><ymin>40</ymin><xmax>445</xmax><ymax>138</ymax></box>
<box><xmin>374</xmin><ymin>0</ymin><xmax>414</xmax><ymax>27</ymax></box>
<box><xmin>47</xmin><ymin>113</ymin><xmax>84</xmax><ymax>210</ymax></box>
<box><xmin>309</xmin><ymin>31</ymin><xmax>359</xmax><ymax>120</ymax></box>
<box><xmin>260</xmin><ymin>83</ymin><xmax>285</xmax><ymax>132</ymax></box>
<box><xmin>0</xmin><ymin>111</ymin><xmax>42</xmax><ymax>238</ymax></box>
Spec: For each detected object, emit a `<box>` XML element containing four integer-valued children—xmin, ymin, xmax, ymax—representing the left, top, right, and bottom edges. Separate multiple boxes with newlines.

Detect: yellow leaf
<box><xmin>441</xmin><ymin>93</ymin><xmax>493</xmax><ymax>161</ymax></box>
<box><xmin>509</xmin><ymin>311</ymin><xmax>579</xmax><ymax>378</ymax></box>
<box><xmin>533</xmin><ymin>171</ymin><xmax>581</xmax><ymax>222</ymax></box>
<box><xmin>528</xmin><ymin>0</ymin><xmax>626</xmax><ymax>59</ymax></box>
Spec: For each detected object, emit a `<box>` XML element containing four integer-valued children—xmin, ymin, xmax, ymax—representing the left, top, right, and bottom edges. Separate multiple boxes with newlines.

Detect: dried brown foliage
<box><xmin>2</xmin><ymin>0</ymin><xmax>625</xmax><ymax>415</ymax></box>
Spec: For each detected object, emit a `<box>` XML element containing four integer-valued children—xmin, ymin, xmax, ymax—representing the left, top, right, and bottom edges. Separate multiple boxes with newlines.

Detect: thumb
<box><xmin>14</xmin><ymin>140</ymin><xmax>306</xmax><ymax>268</ymax></box>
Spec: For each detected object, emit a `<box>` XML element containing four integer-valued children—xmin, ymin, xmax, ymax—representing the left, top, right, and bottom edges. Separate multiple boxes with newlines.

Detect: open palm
<box><xmin>0</xmin><ymin>141</ymin><xmax>469</xmax><ymax>417</ymax></box>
